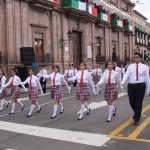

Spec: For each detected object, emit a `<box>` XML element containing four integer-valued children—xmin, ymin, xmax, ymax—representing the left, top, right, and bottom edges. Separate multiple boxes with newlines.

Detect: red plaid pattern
<box><xmin>51</xmin><ymin>85</ymin><xmax>63</xmax><ymax>100</ymax></box>
<box><xmin>104</xmin><ymin>83</ymin><xmax>118</xmax><ymax>101</ymax></box>
<box><xmin>76</xmin><ymin>84</ymin><xmax>90</xmax><ymax>101</ymax></box>
<box><xmin>11</xmin><ymin>85</ymin><xmax>20</xmax><ymax>98</ymax></box>
<box><xmin>29</xmin><ymin>86</ymin><xmax>38</xmax><ymax>101</ymax></box>
<box><xmin>0</xmin><ymin>84</ymin><xmax>6</xmax><ymax>98</ymax></box>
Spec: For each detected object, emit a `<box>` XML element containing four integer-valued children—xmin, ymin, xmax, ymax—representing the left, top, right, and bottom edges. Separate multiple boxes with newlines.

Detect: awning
<box><xmin>93</xmin><ymin>0</ymin><xmax>113</xmax><ymax>11</ymax></box>
<box><xmin>110</xmin><ymin>5</ymin><xmax>126</xmax><ymax>18</ymax></box>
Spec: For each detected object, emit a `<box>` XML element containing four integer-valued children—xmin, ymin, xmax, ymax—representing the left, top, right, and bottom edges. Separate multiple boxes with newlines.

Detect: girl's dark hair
<box><xmin>28</xmin><ymin>68</ymin><xmax>34</xmax><ymax>73</ymax></box>
<box><xmin>53</xmin><ymin>65</ymin><xmax>60</xmax><ymax>73</ymax></box>
<box><xmin>11</xmin><ymin>68</ymin><xmax>17</xmax><ymax>74</ymax></box>
<box><xmin>105</xmin><ymin>60</ymin><xmax>114</xmax><ymax>70</ymax></box>
<box><xmin>134</xmin><ymin>52</ymin><xmax>142</xmax><ymax>58</ymax></box>
<box><xmin>0</xmin><ymin>68</ymin><xmax>5</xmax><ymax>76</ymax></box>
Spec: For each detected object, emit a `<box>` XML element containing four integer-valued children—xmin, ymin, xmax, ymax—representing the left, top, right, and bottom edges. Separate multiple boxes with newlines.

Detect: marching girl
<box><xmin>0</xmin><ymin>69</ymin><xmax>9</xmax><ymax>111</ymax></box>
<box><xmin>64</xmin><ymin>65</ymin><xmax>74</xmax><ymax>93</ymax></box>
<box><xmin>41</xmin><ymin>65</ymin><xmax>70</xmax><ymax>119</ymax></box>
<box><xmin>69</xmin><ymin>63</ymin><xmax>96</xmax><ymax>120</ymax></box>
<box><xmin>90</xmin><ymin>64</ymin><xmax>103</xmax><ymax>94</ymax></box>
<box><xmin>96</xmin><ymin>61</ymin><xmax>123</xmax><ymax>122</ymax></box>
<box><xmin>4</xmin><ymin>69</ymin><xmax>27</xmax><ymax>114</ymax></box>
<box><xmin>72</xmin><ymin>64</ymin><xmax>78</xmax><ymax>87</ymax></box>
<box><xmin>21</xmin><ymin>69</ymin><xmax>43</xmax><ymax>117</ymax></box>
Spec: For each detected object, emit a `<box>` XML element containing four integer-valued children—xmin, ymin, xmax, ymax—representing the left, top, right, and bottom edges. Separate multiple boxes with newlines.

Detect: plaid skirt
<box><xmin>104</xmin><ymin>83</ymin><xmax>118</xmax><ymax>101</ymax></box>
<box><xmin>65</xmin><ymin>78</ymin><xmax>73</xmax><ymax>86</ymax></box>
<box><xmin>0</xmin><ymin>88</ymin><xmax>7</xmax><ymax>98</ymax></box>
<box><xmin>93</xmin><ymin>75</ymin><xmax>100</xmax><ymax>85</ymax></box>
<box><xmin>51</xmin><ymin>85</ymin><xmax>63</xmax><ymax>100</ymax></box>
<box><xmin>11</xmin><ymin>85</ymin><xmax>20</xmax><ymax>98</ymax></box>
<box><xmin>29</xmin><ymin>86</ymin><xmax>38</xmax><ymax>101</ymax></box>
<box><xmin>76</xmin><ymin>84</ymin><xmax>90</xmax><ymax>101</ymax></box>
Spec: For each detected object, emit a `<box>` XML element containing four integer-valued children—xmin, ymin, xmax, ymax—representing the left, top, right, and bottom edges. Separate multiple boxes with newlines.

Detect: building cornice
<box><xmin>134</xmin><ymin>10</ymin><xmax>147</xmax><ymax>20</ymax></box>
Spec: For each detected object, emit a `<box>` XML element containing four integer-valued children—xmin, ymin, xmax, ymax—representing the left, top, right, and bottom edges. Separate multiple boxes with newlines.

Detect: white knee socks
<box><xmin>28</xmin><ymin>104</ymin><xmax>35</xmax><ymax>115</ymax></box>
<box><xmin>52</xmin><ymin>105</ymin><xmax>58</xmax><ymax>117</ymax></box>
<box><xmin>108</xmin><ymin>105</ymin><xmax>114</xmax><ymax>119</ymax></box>
<box><xmin>79</xmin><ymin>104</ymin><xmax>85</xmax><ymax>118</ymax></box>
<box><xmin>17</xmin><ymin>99</ymin><xmax>23</xmax><ymax>107</ymax></box>
<box><xmin>11</xmin><ymin>103</ymin><xmax>16</xmax><ymax>113</ymax></box>
<box><xmin>35</xmin><ymin>102</ymin><xmax>41</xmax><ymax>110</ymax></box>
<box><xmin>59</xmin><ymin>101</ymin><xmax>64</xmax><ymax>110</ymax></box>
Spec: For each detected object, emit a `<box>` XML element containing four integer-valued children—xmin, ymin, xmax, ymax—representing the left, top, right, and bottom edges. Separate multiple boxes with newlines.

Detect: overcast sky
<box><xmin>133</xmin><ymin>0</ymin><xmax>150</xmax><ymax>22</ymax></box>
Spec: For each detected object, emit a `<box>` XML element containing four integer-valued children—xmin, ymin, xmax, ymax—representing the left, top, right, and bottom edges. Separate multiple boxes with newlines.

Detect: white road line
<box><xmin>0</xmin><ymin>121</ymin><xmax>110</xmax><ymax>147</ymax></box>
<box><xmin>77</xmin><ymin>93</ymin><xmax>127</xmax><ymax>114</ymax></box>
<box><xmin>0</xmin><ymin>95</ymin><xmax>76</xmax><ymax>118</ymax></box>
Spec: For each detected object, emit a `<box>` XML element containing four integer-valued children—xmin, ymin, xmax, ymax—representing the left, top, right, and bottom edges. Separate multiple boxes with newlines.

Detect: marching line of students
<box><xmin>0</xmin><ymin>53</ymin><xmax>150</xmax><ymax>126</ymax></box>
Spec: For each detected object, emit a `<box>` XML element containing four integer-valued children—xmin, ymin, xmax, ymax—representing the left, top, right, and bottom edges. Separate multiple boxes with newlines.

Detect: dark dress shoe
<box><xmin>107</xmin><ymin>118</ymin><xmax>112</xmax><ymax>122</ymax></box>
<box><xmin>27</xmin><ymin>114</ymin><xmax>32</xmax><ymax>118</ymax></box>
<box><xmin>134</xmin><ymin>121</ymin><xmax>140</xmax><ymax>125</ymax></box>
<box><xmin>36</xmin><ymin>108</ymin><xmax>42</xmax><ymax>113</ymax></box>
<box><xmin>51</xmin><ymin>116</ymin><xmax>56</xmax><ymax>119</ymax></box>
<box><xmin>9</xmin><ymin>112</ymin><xmax>15</xmax><ymax>115</ymax></box>
<box><xmin>113</xmin><ymin>108</ymin><xmax>117</xmax><ymax>116</ymax></box>
<box><xmin>78</xmin><ymin>117</ymin><xmax>83</xmax><ymax>120</ymax></box>
<box><xmin>86</xmin><ymin>108</ymin><xmax>91</xmax><ymax>115</ymax></box>
<box><xmin>60</xmin><ymin>108</ymin><xmax>64</xmax><ymax>114</ymax></box>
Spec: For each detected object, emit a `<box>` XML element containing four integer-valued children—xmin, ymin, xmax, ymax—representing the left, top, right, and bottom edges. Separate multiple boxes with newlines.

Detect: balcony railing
<box><xmin>62</xmin><ymin>0</ymin><xmax>98</xmax><ymax>17</ymax></box>
<box><xmin>111</xmin><ymin>18</ymin><xmax>123</xmax><ymax>28</ymax></box>
<box><xmin>98</xmin><ymin>11</ymin><xmax>110</xmax><ymax>23</ymax></box>
<box><xmin>124</xmin><ymin>24</ymin><xmax>133</xmax><ymax>32</ymax></box>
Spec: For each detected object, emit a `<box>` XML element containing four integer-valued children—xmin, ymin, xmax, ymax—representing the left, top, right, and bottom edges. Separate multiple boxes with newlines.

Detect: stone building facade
<box><xmin>133</xmin><ymin>10</ymin><xmax>150</xmax><ymax>60</ymax></box>
<box><xmin>0</xmin><ymin>0</ymin><xmax>136</xmax><ymax>72</ymax></box>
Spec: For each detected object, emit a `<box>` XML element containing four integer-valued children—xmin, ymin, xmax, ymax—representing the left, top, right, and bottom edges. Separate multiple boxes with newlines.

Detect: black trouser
<box><xmin>128</xmin><ymin>83</ymin><xmax>146</xmax><ymax>122</ymax></box>
<box><xmin>40</xmin><ymin>78</ymin><xmax>47</xmax><ymax>93</ymax></box>
<box><xmin>73</xmin><ymin>80</ymin><xmax>77</xmax><ymax>87</ymax></box>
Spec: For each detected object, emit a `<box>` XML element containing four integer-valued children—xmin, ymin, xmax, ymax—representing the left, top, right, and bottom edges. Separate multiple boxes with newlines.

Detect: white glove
<box><xmin>24</xmin><ymin>88</ymin><xmax>28</xmax><ymax>92</ymax></box>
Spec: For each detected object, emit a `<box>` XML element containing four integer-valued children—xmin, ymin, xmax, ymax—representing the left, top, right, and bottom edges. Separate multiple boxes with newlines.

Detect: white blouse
<box><xmin>64</xmin><ymin>69</ymin><xmax>74</xmax><ymax>78</ymax></box>
<box><xmin>121</xmin><ymin>63</ymin><xmax>149</xmax><ymax>85</ymax></box>
<box><xmin>21</xmin><ymin>75</ymin><xmax>43</xmax><ymax>94</ymax></box>
<box><xmin>98</xmin><ymin>69</ymin><xmax>121</xmax><ymax>85</ymax></box>
<box><xmin>4</xmin><ymin>75</ymin><xmax>27</xmax><ymax>91</ymax></box>
<box><xmin>42</xmin><ymin>72</ymin><xmax>69</xmax><ymax>88</ymax></box>
<box><xmin>91</xmin><ymin>68</ymin><xmax>102</xmax><ymax>77</ymax></box>
<box><xmin>0</xmin><ymin>75</ymin><xmax>6</xmax><ymax>91</ymax></box>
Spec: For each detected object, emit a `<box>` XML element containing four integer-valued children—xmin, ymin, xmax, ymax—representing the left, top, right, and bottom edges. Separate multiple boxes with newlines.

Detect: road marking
<box><xmin>128</xmin><ymin>116</ymin><xmax>150</xmax><ymax>139</ymax></box>
<box><xmin>0</xmin><ymin>95</ymin><xmax>76</xmax><ymax>118</ymax></box>
<box><xmin>109</xmin><ymin>103</ymin><xmax>150</xmax><ymax>137</ymax></box>
<box><xmin>77</xmin><ymin>93</ymin><xmax>127</xmax><ymax>114</ymax></box>
<box><xmin>0</xmin><ymin>121</ymin><xmax>110</xmax><ymax>147</ymax></box>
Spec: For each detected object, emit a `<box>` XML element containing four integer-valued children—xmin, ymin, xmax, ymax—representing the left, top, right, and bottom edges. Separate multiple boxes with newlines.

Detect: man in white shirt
<box><xmin>121</xmin><ymin>52</ymin><xmax>150</xmax><ymax>125</ymax></box>
<box><xmin>114</xmin><ymin>62</ymin><xmax>121</xmax><ymax>81</ymax></box>
<box><xmin>37</xmin><ymin>66</ymin><xmax>47</xmax><ymax>93</ymax></box>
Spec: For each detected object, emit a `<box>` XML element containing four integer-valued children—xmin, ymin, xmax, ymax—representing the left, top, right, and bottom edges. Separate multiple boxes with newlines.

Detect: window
<box><xmin>34</xmin><ymin>32</ymin><xmax>44</xmax><ymax>63</ymax></box>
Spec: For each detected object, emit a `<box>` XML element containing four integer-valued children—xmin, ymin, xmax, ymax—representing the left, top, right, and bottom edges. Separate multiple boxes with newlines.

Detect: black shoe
<box><xmin>113</xmin><ymin>108</ymin><xmax>117</xmax><ymax>116</ymax></box>
<box><xmin>134</xmin><ymin>121</ymin><xmax>140</xmax><ymax>125</ymax></box>
<box><xmin>9</xmin><ymin>112</ymin><xmax>15</xmax><ymax>115</ymax></box>
<box><xmin>0</xmin><ymin>109</ymin><xmax>3</xmax><ymax>111</ymax></box>
<box><xmin>60</xmin><ymin>108</ymin><xmax>64</xmax><ymax>114</ymax></box>
<box><xmin>27</xmin><ymin>114</ymin><xmax>32</xmax><ymax>118</ymax></box>
<box><xmin>36</xmin><ymin>108</ymin><xmax>42</xmax><ymax>113</ymax></box>
<box><xmin>86</xmin><ymin>108</ymin><xmax>91</xmax><ymax>115</ymax></box>
<box><xmin>78</xmin><ymin>117</ymin><xmax>83</xmax><ymax>120</ymax></box>
<box><xmin>107</xmin><ymin>118</ymin><xmax>112</xmax><ymax>122</ymax></box>
<box><xmin>6</xmin><ymin>102</ymin><xmax>9</xmax><ymax>108</ymax></box>
<box><xmin>51</xmin><ymin>115</ymin><xmax>56</xmax><ymax>119</ymax></box>
<box><xmin>22</xmin><ymin>104</ymin><xmax>25</xmax><ymax>111</ymax></box>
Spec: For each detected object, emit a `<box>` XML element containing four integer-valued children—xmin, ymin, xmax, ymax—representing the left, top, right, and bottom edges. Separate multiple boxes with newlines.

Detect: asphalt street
<box><xmin>0</xmin><ymin>86</ymin><xmax>149</xmax><ymax>150</ymax></box>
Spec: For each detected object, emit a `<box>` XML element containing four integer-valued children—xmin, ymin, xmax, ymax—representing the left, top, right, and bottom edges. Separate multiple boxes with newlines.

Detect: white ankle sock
<box><xmin>59</xmin><ymin>101</ymin><xmax>64</xmax><ymax>110</ymax></box>
<box><xmin>79</xmin><ymin>104</ymin><xmax>85</xmax><ymax>118</ymax></box>
<box><xmin>17</xmin><ymin>99</ymin><xmax>23</xmax><ymax>107</ymax></box>
<box><xmin>28</xmin><ymin>105</ymin><xmax>35</xmax><ymax>115</ymax></box>
<box><xmin>11</xmin><ymin>103</ymin><xmax>16</xmax><ymax>113</ymax></box>
<box><xmin>108</xmin><ymin>105</ymin><xmax>113</xmax><ymax>119</ymax></box>
<box><xmin>53</xmin><ymin>105</ymin><xmax>58</xmax><ymax>117</ymax></box>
